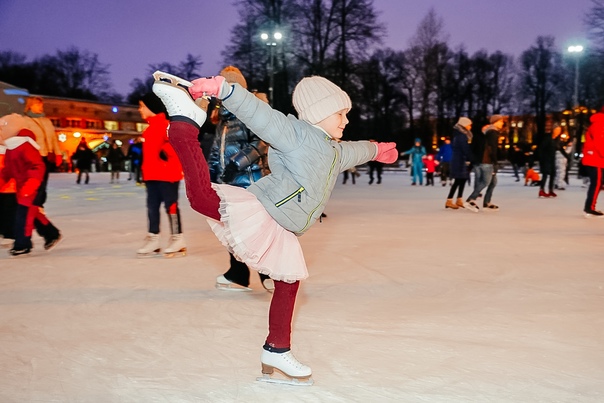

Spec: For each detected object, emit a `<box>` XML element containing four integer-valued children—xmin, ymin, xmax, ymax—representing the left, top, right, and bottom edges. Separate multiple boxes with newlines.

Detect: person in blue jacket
<box><xmin>401</xmin><ymin>138</ymin><xmax>426</xmax><ymax>185</ymax></box>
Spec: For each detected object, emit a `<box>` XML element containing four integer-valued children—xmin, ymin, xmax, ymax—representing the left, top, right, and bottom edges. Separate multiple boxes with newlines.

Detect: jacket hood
<box><xmin>18</xmin><ymin>129</ymin><xmax>37</xmax><ymax>141</ymax></box>
<box><xmin>590</xmin><ymin>112</ymin><xmax>604</xmax><ymax>124</ymax></box>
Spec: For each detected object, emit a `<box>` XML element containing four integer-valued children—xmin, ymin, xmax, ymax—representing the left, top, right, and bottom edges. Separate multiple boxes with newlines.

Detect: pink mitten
<box><xmin>374</xmin><ymin>142</ymin><xmax>398</xmax><ymax>163</ymax></box>
<box><xmin>189</xmin><ymin>76</ymin><xmax>228</xmax><ymax>100</ymax></box>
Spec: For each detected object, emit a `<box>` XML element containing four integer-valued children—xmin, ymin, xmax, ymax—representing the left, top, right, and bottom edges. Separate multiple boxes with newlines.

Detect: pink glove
<box><xmin>189</xmin><ymin>76</ymin><xmax>228</xmax><ymax>100</ymax></box>
<box><xmin>374</xmin><ymin>142</ymin><xmax>398</xmax><ymax>163</ymax></box>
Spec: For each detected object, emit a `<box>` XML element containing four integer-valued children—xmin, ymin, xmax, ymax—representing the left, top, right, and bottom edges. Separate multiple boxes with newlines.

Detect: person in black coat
<box><xmin>106</xmin><ymin>140</ymin><xmax>124</xmax><ymax>183</ymax></box>
<box><xmin>538</xmin><ymin>125</ymin><xmax>562</xmax><ymax>198</ymax></box>
<box><xmin>72</xmin><ymin>139</ymin><xmax>95</xmax><ymax>184</ymax></box>
<box><xmin>445</xmin><ymin>117</ymin><xmax>474</xmax><ymax>209</ymax></box>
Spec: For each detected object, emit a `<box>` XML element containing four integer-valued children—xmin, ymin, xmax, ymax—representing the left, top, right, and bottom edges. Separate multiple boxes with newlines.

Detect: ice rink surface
<box><xmin>1</xmin><ymin>171</ymin><xmax>603</xmax><ymax>403</ymax></box>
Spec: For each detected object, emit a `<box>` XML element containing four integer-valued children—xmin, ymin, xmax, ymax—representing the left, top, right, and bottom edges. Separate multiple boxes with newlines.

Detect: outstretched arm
<box><xmin>189</xmin><ymin>78</ymin><xmax>301</xmax><ymax>152</ymax></box>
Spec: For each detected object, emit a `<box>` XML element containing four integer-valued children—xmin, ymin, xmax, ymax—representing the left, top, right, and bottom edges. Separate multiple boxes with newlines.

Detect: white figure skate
<box><xmin>137</xmin><ymin>233</ymin><xmax>160</xmax><ymax>258</ymax></box>
<box><xmin>215</xmin><ymin>275</ymin><xmax>252</xmax><ymax>292</ymax></box>
<box><xmin>164</xmin><ymin>234</ymin><xmax>186</xmax><ymax>258</ymax></box>
<box><xmin>257</xmin><ymin>349</ymin><xmax>313</xmax><ymax>386</ymax></box>
<box><xmin>152</xmin><ymin>71</ymin><xmax>207</xmax><ymax>127</ymax></box>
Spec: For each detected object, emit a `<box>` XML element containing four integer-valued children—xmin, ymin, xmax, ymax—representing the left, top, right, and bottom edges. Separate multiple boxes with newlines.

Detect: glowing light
<box><xmin>73</xmin><ymin>132</ymin><xmax>81</xmax><ymax>138</ymax></box>
<box><xmin>116</xmin><ymin>140</ymin><xmax>123</xmax><ymax>146</ymax></box>
<box><xmin>568</xmin><ymin>45</ymin><xmax>584</xmax><ymax>53</ymax></box>
<box><xmin>58</xmin><ymin>133</ymin><xmax>67</xmax><ymax>142</ymax></box>
<box><xmin>112</xmin><ymin>106</ymin><xmax>118</xmax><ymax>113</ymax></box>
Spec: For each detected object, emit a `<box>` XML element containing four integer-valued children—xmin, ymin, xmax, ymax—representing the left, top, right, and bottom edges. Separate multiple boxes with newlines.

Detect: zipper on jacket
<box><xmin>300</xmin><ymin>147</ymin><xmax>338</xmax><ymax>232</ymax></box>
<box><xmin>275</xmin><ymin>186</ymin><xmax>305</xmax><ymax>207</ymax></box>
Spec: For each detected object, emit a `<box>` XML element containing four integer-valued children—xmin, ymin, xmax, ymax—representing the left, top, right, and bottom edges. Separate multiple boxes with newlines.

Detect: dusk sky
<box><xmin>0</xmin><ymin>0</ymin><xmax>595</xmax><ymax>97</ymax></box>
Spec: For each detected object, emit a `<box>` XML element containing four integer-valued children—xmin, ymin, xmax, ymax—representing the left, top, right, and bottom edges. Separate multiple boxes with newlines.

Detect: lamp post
<box><xmin>567</xmin><ymin>45</ymin><xmax>585</xmax><ymax>171</ymax></box>
<box><xmin>260</xmin><ymin>31</ymin><xmax>282</xmax><ymax>105</ymax></box>
<box><xmin>568</xmin><ymin>45</ymin><xmax>584</xmax><ymax>108</ymax></box>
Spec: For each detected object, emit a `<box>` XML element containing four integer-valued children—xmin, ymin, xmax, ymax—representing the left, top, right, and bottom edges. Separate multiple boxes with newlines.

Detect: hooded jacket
<box><xmin>583</xmin><ymin>112</ymin><xmax>604</xmax><ymax>168</ymax></box>
<box><xmin>222</xmin><ymin>84</ymin><xmax>378</xmax><ymax>235</ymax></box>
<box><xmin>208</xmin><ymin>106</ymin><xmax>269</xmax><ymax>187</ymax></box>
<box><xmin>141</xmin><ymin>113</ymin><xmax>183</xmax><ymax>182</ymax></box>
<box><xmin>0</xmin><ymin>129</ymin><xmax>45</xmax><ymax>206</ymax></box>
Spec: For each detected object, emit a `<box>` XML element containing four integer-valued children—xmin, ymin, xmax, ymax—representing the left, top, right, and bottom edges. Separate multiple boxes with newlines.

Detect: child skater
<box><xmin>151</xmin><ymin>71</ymin><xmax>398</xmax><ymax>384</ymax></box>
<box><xmin>0</xmin><ymin>115</ymin><xmax>62</xmax><ymax>256</ymax></box>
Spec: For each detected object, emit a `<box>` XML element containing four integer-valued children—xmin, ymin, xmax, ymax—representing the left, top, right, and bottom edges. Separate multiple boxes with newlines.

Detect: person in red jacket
<box><xmin>0</xmin><ymin>120</ymin><xmax>62</xmax><ymax>256</ymax></box>
<box><xmin>582</xmin><ymin>109</ymin><xmax>604</xmax><ymax>217</ymax></box>
<box><xmin>136</xmin><ymin>92</ymin><xmax>187</xmax><ymax>257</ymax></box>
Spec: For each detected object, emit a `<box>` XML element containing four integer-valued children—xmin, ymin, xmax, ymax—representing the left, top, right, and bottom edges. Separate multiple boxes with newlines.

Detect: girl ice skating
<box><xmin>151</xmin><ymin>70</ymin><xmax>398</xmax><ymax>385</ymax></box>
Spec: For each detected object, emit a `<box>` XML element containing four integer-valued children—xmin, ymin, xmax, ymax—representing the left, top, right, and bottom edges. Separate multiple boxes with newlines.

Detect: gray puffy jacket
<box><xmin>222</xmin><ymin>84</ymin><xmax>378</xmax><ymax>235</ymax></box>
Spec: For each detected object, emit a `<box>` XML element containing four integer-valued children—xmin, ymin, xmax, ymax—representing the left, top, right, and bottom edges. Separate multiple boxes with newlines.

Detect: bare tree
<box><xmin>332</xmin><ymin>0</ymin><xmax>384</xmax><ymax>84</ymax></box>
<box><xmin>519</xmin><ymin>36</ymin><xmax>565</xmax><ymax>141</ymax></box>
<box><xmin>584</xmin><ymin>0</ymin><xmax>604</xmax><ymax>51</ymax></box>
<box><xmin>353</xmin><ymin>48</ymin><xmax>406</xmax><ymax>139</ymax></box>
<box><xmin>407</xmin><ymin>8</ymin><xmax>450</xmax><ymax>142</ymax></box>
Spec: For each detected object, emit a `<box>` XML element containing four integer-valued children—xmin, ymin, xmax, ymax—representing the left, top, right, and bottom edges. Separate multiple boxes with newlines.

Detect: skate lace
<box><xmin>283</xmin><ymin>351</ymin><xmax>305</xmax><ymax>369</ymax></box>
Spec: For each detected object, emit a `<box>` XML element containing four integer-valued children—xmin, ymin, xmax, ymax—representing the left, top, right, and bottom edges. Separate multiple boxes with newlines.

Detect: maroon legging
<box><xmin>168</xmin><ymin>120</ymin><xmax>299</xmax><ymax>349</ymax></box>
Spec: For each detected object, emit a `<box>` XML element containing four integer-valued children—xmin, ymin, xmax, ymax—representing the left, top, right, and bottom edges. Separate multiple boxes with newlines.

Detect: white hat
<box><xmin>457</xmin><ymin>117</ymin><xmax>472</xmax><ymax>127</ymax></box>
<box><xmin>292</xmin><ymin>76</ymin><xmax>351</xmax><ymax>124</ymax></box>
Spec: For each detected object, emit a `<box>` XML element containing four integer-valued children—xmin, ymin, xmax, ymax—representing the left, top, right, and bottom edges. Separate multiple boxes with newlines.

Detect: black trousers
<box><xmin>0</xmin><ymin>193</ymin><xmax>18</xmax><ymax>239</ymax></box>
<box><xmin>584</xmin><ymin>166</ymin><xmax>603</xmax><ymax>212</ymax></box>
<box><xmin>145</xmin><ymin>180</ymin><xmax>181</xmax><ymax>234</ymax></box>
<box><xmin>224</xmin><ymin>252</ymin><xmax>270</xmax><ymax>287</ymax></box>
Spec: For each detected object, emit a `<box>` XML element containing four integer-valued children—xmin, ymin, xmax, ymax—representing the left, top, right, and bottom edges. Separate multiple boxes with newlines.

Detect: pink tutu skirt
<box><xmin>207</xmin><ymin>184</ymin><xmax>308</xmax><ymax>283</ymax></box>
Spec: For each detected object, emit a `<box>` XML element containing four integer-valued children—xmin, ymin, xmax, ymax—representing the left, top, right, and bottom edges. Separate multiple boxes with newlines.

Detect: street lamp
<box><xmin>260</xmin><ymin>31</ymin><xmax>282</xmax><ymax>105</ymax></box>
<box><xmin>568</xmin><ymin>45</ymin><xmax>584</xmax><ymax>108</ymax></box>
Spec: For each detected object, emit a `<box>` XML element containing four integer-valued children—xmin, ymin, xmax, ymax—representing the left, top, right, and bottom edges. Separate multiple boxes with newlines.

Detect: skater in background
<box><xmin>72</xmin><ymin>138</ymin><xmax>95</xmax><ymax>184</ymax></box>
<box><xmin>508</xmin><ymin>144</ymin><xmax>525</xmax><ymax>182</ymax></box>
<box><xmin>136</xmin><ymin>92</ymin><xmax>187</xmax><ymax>258</ymax></box>
<box><xmin>401</xmin><ymin>138</ymin><xmax>426</xmax><ymax>185</ymax></box>
<box><xmin>22</xmin><ymin>97</ymin><xmax>63</xmax><ymax>175</ymax></box>
<box><xmin>367</xmin><ymin>140</ymin><xmax>384</xmax><ymax>185</ymax></box>
<box><xmin>525</xmin><ymin>164</ymin><xmax>541</xmax><ymax>186</ymax></box>
<box><xmin>107</xmin><ymin>140</ymin><xmax>124</xmax><ymax>183</ymax></box>
<box><xmin>0</xmin><ymin>132</ymin><xmax>17</xmax><ymax>247</ymax></box>
<box><xmin>342</xmin><ymin>166</ymin><xmax>359</xmax><ymax>184</ymax></box>
<box><xmin>436</xmin><ymin>138</ymin><xmax>452</xmax><ymax>186</ymax></box>
<box><xmin>445</xmin><ymin>117</ymin><xmax>474</xmax><ymax>209</ymax></box>
<box><xmin>538</xmin><ymin>125</ymin><xmax>562</xmax><ymax>198</ymax></box>
<box><xmin>208</xmin><ymin>66</ymin><xmax>273</xmax><ymax>292</ymax></box>
<box><xmin>127</xmin><ymin>137</ymin><xmax>143</xmax><ymax>184</ymax></box>
<box><xmin>555</xmin><ymin>139</ymin><xmax>571</xmax><ymax>190</ymax></box>
<box><xmin>581</xmin><ymin>108</ymin><xmax>604</xmax><ymax>217</ymax></box>
<box><xmin>423</xmin><ymin>154</ymin><xmax>438</xmax><ymax>186</ymax></box>
<box><xmin>0</xmin><ymin>115</ymin><xmax>61</xmax><ymax>256</ymax></box>
<box><xmin>465</xmin><ymin>116</ymin><xmax>502</xmax><ymax>212</ymax></box>
<box><xmin>152</xmin><ymin>71</ymin><xmax>398</xmax><ymax>384</ymax></box>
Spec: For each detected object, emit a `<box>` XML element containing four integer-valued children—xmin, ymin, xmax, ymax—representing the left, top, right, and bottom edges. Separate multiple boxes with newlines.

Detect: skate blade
<box><xmin>215</xmin><ymin>283</ymin><xmax>252</xmax><ymax>292</ymax></box>
<box><xmin>256</xmin><ymin>374</ymin><xmax>313</xmax><ymax>386</ymax></box>
<box><xmin>164</xmin><ymin>248</ymin><xmax>187</xmax><ymax>258</ymax></box>
<box><xmin>152</xmin><ymin>70</ymin><xmax>193</xmax><ymax>87</ymax></box>
<box><xmin>44</xmin><ymin>235</ymin><xmax>63</xmax><ymax>251</ymax></box>
<box><xmin>137</xmin><ymin>251</ymin><xmax>161</xmax><ymax>259</ymax></box>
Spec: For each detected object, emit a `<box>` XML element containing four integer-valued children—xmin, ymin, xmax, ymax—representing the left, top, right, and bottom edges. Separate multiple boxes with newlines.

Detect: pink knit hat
<box><xmin>292</xmin><ymin>76</ymin><xmax>351</xmax><ymax>124</ymax></box>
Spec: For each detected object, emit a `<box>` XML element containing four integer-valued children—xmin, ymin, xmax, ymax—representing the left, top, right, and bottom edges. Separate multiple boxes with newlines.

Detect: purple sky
<box><xmin>0</xmin><ymin>0</ymin><xmax>593</xmax><ymax>97</ymax></box>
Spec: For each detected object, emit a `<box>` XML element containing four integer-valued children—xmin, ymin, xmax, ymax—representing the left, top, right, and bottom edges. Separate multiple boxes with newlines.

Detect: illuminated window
<box><xmin>104</xmin><ymin>121</ymin><xmax>119</xmax><ymax>130</ymax></box>
<box><xmin>86</xmin><ymin>120</ymin><xmax>102</xmax><ymax>129</ymax></box>
<box><xmin>66</xmin><ymin>118</ymin><xmax>81</xmax><ymax>128</ymax></box>
<box><xmin>136</xmin><ymin>122</ymin><xmax>149</xmax><ymax>132</ymax></box>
